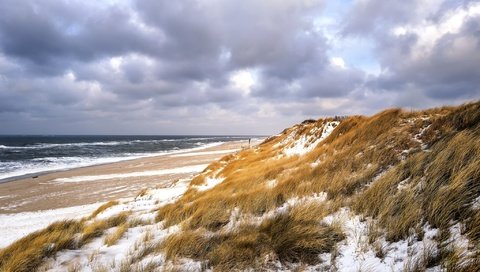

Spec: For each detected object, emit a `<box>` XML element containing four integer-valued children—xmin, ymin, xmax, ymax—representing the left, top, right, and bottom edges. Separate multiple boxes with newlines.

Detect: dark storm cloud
<box><xmin>0</xmin><ymin>0</ymin><xmax>159</xmax><ymax>75</ymax></box>
<box><xmin>134</xmin><ymin>0</ymin><xmax>332</xmax><ymax>84</ymax></box>
<box><xmin>134</xmin><ymin>1</ymin><xmax>220</xmax><ymax>60</ymax></box>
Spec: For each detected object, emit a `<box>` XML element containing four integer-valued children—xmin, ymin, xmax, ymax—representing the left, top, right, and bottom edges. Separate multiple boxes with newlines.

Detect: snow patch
<box><xmin>170</xmin><ymin>149</ymin><xmax>239</xmax><ymax>157</ymax></box>
<box><xmin>323</xmin><ymin>208</ymin><xmax>440</xmax><ymax>272</ymax></box>
<box><xmin>53</xmin><ymin>164</ymin><xmax>208</xmax><ymax>183</ymax></box>
<box><xmin>448</xmin><ymin>223</ymin><xmax>470</xmax><ymax>255</ymax></box>
<box><xmin>224</xmin><ymin>193</ymin><xmax>328</xmax><ymax>231</ymax></box>
<box><xmin>284</xmin><ymin>121</ymin><xmax>339</xmax><ymax>156</ymax></box>
<box><xmin>472</xmin><ymin>195</ymin><xmax>480</xmax><ymax>209</ymax></box>
<box><xmin>266</xmin><ymin>179</ymin><xmax>278</xmax><ymax>188</ymax></box>
<box><xmin>0</xmin><ymin>203</ymin><xmax>101</xmax><ymax>248</ymax></box>
<box><xmin>193</xmin><ymin>177</ymin><xmax>225</xmax><ymax>191</ymax></box>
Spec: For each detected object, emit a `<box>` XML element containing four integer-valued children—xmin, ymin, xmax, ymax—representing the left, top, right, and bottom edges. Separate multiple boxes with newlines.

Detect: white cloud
<box><xmin>330</xmin><ymin>57</ymin><xmax>346</xmax><ymax>68</ymax></box>
<box><xmin>109</xmin><ymin>57</ymin><xmax>123</xmax><ymax>72</ymax></box>
<box><xmin>230</xmin><ymin>69</ymin><xmax>255</xmax><ymax>95</ymax></box>
<box><xmin>392</xmin><ymin>2</ymin><xmax>480</xmax><ymax>59</ymax></box>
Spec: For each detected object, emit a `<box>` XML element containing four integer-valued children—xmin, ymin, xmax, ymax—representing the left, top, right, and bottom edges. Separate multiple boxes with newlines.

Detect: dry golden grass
<box><xmin>258</xmin><ymin>203</ymin><xmax>343</xmax><ymax>265</ymax></box>
<box><xmin>0</xmin><ymin>212</ymin><xmax>130</xmax><ymax>272</ymax></box>
<box><xmin>466</xmin><ymin>211</ymin><xmax>480</xmax><ymax>243</ymax></box>
<box><xmin>89</xmin><ymin>200</ymin><xmax>119</xmax><ymax>219</ymax></box>
<box><xmin>156</xmin><ymin>150</ymin><xmax>299</xmax><ymax>227</ymax></box>
<box><xmin>104</xmin><ymin>223</ymin><xmax>128</xmax><ymax>246</ymax></box>
<box><xmin>81</xmin><ymin>212</ymin><xmax>130</xmax><ymax>245</ymax></box>
<box><xmin>160</xmin><ymin>202</ymin><xmax>343</xmax><ymax>270</ymax></box>
<box><xmin>353</xmin><ymin>121</ymin><xmax>480</xmax><ymax>242</ymax></box>
<box><xmin>0</xmin><ymin>220</ymin><xmax>82</xmax><ymax>272</ymax></box>
<box><xmin>135</xmin><ymin>188</ymin><xmax>149</xmax><ymax>198</ymax></box>
<box><xmin>128</xmin><ymin>217</ymin><xmax>152</xmax><ymax>228</ymax></box>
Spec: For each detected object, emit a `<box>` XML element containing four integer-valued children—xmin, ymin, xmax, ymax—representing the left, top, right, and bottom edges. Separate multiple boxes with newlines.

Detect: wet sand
<box><xmin>0</xmin><ymin>140</ymin><xmax>255</xmax><ymax>214</ymax></box>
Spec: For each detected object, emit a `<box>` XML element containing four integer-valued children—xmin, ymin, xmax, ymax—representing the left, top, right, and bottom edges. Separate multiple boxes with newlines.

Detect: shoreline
<box><xmin>0</xmin><ymin>139</ymin><xmax>262</xmax><ymax>214</ymax></box>
<box><xmin>0</xmin><ymin>140</ymin><xmax>230</xmax><ymax>184</ymax></box>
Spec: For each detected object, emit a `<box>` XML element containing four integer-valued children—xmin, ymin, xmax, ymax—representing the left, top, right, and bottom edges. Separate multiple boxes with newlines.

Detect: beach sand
<box><xmin>0</xmin><ymin>140</ymin><xmax>254</xmax><ymax>214</ymax></box>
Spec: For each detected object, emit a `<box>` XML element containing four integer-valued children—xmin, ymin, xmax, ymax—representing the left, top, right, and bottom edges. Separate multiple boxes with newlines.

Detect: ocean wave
<box><xmin>0</xmin><ymin>136</ymin><xmax>251</xmax><ymax>150</ymax></box>
<box><xmin>0</xmin><ymin>138</ymin><xmax>224</xmax><ymax>149</ymax></box>
<box><xmin>0</xmin><ymin>141</ymin><xmax>135</xmax><ymax>149</ymax></box>
<box><xmin>0</xmin><ymin>141</ymin><xmax>225</xmax><ymax>181</ymax></box>
<box><xmin>0</xmin><ymin>157</ymin><xmax>131</xmax><ymax>181</ymax></box>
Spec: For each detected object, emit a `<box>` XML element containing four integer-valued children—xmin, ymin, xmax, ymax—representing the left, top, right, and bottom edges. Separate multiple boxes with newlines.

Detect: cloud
<box><xmin>0</xmin><ymin>0</ymin><xmax>159</xmax><ymax>75</ymax></box>
<box><xmin>0</xmin><ymin>0</ymin><xmax>478</xmax><ymax>134</ymax></box>
<box><xmin>341</xmin><ymin>0</ymin><xmax>422</xmax><ymax>35</ymax></box>
<box><xmin>365</xmin><ymin>2</ymin><xmax>480</xmax><ymax>102</ymax></box>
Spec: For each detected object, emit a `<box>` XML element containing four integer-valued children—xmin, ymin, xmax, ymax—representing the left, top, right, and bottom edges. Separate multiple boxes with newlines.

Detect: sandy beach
<box><xmin>0</xmin><ymin>140</ymin><xmax>253</xmax><ymax>214</ymax></box>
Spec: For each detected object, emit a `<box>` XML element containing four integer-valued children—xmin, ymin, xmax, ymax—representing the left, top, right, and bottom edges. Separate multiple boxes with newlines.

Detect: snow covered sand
<box><xmin>0</xmin><ymin>203</ymin><xmax>100</xmax><ymax>248</ymax></box>
<box><xmin>52</xmin><ymin>164</ymin><xmax>209</xmax><ymax>183</ymax></box>
<box><xmin>170</xmin><ymin>149</ymin><xmax>240</xmax><ymax>157</ymax></box>
<box><xmin>38</xmin><ymin>179</ymin><xmax>194</xmax><ymax>271</ymax></box>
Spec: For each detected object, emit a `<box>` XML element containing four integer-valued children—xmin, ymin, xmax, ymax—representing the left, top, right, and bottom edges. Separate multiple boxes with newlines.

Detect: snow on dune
<box><xmin>193</xmin><ymin>177</ymin><xmax>225</xmax><ymax>191</ymax></box>
<box><xmin>322</xmin><ymin>208</ymin><xmax>442</xmax><ymax>272</ymax></box>
<box><xmin>45</xmin><ymin>179</ymin><xmax>193</xmax><ymax>271</ymax></box>
<box><xmin>284</xmin><ymin>121</ymin><xmax>339</xmax><ymax>156</ymax></box>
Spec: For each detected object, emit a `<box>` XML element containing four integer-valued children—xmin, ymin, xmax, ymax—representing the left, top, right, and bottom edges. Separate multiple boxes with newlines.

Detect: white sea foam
<box><xmin>53</xmin><ymin>164</ymin><xmax>208</xmax><ymax>183</ymax></box>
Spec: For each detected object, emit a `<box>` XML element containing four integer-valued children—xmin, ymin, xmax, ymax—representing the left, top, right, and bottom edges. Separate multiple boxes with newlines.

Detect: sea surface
<box><xmin>0</xmin><ymin>135</ymin><xmax>252</xmax><ymax>182</ymax></box>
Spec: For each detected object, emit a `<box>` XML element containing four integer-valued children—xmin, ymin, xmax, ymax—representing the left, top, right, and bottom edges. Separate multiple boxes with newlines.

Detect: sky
<box><xmin>0</xmin><ymin>0</ymin><xmax>479</xmax><ymax>135</ymax></box>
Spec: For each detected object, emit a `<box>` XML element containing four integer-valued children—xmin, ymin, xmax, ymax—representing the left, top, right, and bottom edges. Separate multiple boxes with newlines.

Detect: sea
<box><xmin>0</xmin><ymin>135</ymin><xmax>254</xmax><ymax>182</ymax></box>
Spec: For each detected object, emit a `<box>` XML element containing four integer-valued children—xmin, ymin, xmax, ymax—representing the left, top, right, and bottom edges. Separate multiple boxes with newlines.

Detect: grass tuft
<box><xmin>104</xmin><ymin>223</ymin><xmax>128</xmax><ymax>246</ymax></box>
<box><xmin>89</xmin><ymin>200</ymin><xmax>119</xmax><ymax>219</ymax></box>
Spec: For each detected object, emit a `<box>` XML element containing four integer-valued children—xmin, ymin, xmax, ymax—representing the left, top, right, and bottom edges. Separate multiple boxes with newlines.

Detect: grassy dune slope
<box><xmin>156</xmin><ymin>101</ymin><xmax>480</xmax><ymax>270</ymax></box>
<box><xmin>1</xmin><ymin>101</ymin><xmax>479</xmax><ymax>271</ymax></box>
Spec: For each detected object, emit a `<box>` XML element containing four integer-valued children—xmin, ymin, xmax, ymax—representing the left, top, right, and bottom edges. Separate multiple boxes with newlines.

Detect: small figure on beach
<box><xmin>248</xmin><ymin>138</ymin><xmax>251</xmax><ymax>148</ymax></box>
